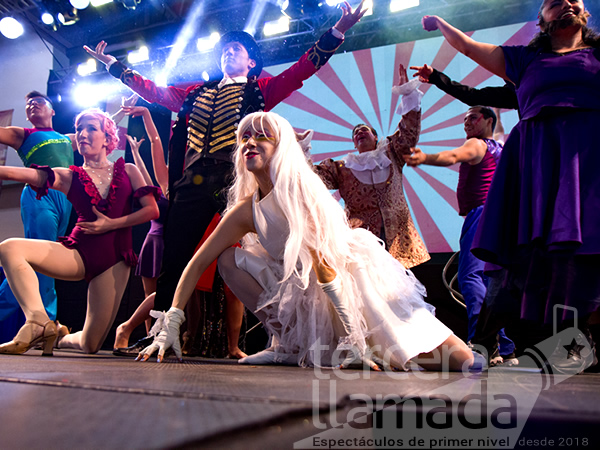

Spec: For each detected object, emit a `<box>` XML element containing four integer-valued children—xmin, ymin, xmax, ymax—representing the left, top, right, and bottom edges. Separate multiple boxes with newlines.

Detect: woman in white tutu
<box><xmin>138</xmin><ymin>111</ymin><xmax>476</xmax><ymax>371</ymax></box>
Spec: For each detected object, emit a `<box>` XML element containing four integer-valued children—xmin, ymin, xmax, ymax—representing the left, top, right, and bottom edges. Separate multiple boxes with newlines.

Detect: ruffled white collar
<box><xmin>343</xmin><ymin>140</ymin><xmax>391</xmax><ymax>172</ymax></box>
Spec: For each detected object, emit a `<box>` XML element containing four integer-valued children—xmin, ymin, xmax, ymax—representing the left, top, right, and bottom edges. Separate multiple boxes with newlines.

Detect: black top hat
<box><xmin>214</xmin><ymin>31</ymin><xmax>264</xmax><ymax>78</ymax></box>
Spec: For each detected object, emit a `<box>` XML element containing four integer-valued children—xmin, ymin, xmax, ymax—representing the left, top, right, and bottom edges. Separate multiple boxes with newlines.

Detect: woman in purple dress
<box><xmin>421</xmin><ymin>2</ymin><xmax>600</xmax><ymax>331</ymax></box>
<box><xmin>0</xmin><ymin>109</ymin><xmax>159</xmax><ymax>355</ymax></box>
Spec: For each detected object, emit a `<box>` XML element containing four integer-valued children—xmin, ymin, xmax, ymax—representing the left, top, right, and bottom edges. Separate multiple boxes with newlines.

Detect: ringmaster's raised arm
<box><xmin>83</xmin><ymin>1</ymin><xmax>368</xmax><ymax>357</ymax></box>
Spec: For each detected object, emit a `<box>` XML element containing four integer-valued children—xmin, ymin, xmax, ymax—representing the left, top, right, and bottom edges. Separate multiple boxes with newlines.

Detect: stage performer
<box><xmin>405</xmin><ymin>106</ymin><xmax>515</xmax><ymax>362</ymax></box>
<box><xmin>0</xmin><ymin>109</ymin><xmax>159</xmax><ymax>355</ymax></box>
<box><xmin>112</xmin><ymin>106</ymin><xmax>245</xmax><ymax>358</ymax></box>
<box><xmin>0</xmin><ymin>92</ymin><xmax>73</xmax><ymax>328</ymax></box>
<box><xmin>421</xmin><ymin>0</ymin><xmax>600</xmax><ymax>372</ymax></box>
<box><xmin>136</xmin><ymin>111</ymin><xmax>479</xmax><ymax>372</ymax></box>
<box><xmin>84</xmin><ymin>1</ymin><xmax>367</xmax><ymax>359</ymax></box>
<box><xmin>111</xmin><ymin>105</ymin><xmax>169</xmax><ymax>354</ymax></box>
<box><xmin>408</xmin><ymin>62</ymin><xmax>518</xmax><ymax>364</ymax></box>
<box><xmin>313</xmin><ymin>64</ymin><xmax>429</xmax><ymax>269</ymax></box>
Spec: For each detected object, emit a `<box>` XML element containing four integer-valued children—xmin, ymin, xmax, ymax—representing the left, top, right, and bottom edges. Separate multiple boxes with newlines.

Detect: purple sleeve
<box><xmin>29</xmin><ymin>164</ymin><xmax>56</xmax><ymax>200</ymax></box>
<box><xmin>501</xmin><ymin>45</ymin><xmax>537</xmax><ymax>87</ymax></box>
<box><xmin>133</xmin><ymin>185</ymin><xmax>162</xmax><ymax>203</ymax></box>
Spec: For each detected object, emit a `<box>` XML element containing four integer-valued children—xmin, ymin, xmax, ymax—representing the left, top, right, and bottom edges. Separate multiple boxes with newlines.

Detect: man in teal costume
<box><xmin>0</xmin><ymin>91</ymin><xmax>73</xmax><ymax>327</ymax></box>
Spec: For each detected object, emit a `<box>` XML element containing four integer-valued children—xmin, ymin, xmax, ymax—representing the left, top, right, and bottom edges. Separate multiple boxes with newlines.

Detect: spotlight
<box><xmin>128</xmin><ymin>45</ymin><xmax>149</xmax><ymax>64</ymax></box>
<box><xmin>77</xmin><ymin>58</ymin><xmax>97</xmax><ymax>76</ymax></box>
<box><xmin>196</xmin><ymin>32</ymin><xmax>220</xmax><ymax>52</ymax></box>
<box><xmin>41</xmin><ymin>13</ymin><xmax>55</xmax><ymax>25</ymax></box>
<box><xmin>91</xmin><ymin>0</ymin><xmax>113</xmax><ymax>5</ymax></box>
<box><xmin>69</xmin><ymin>0</ymin><xmax>90</xmax><ymax>9</ymax></box>
<box><xmin>73</xmin><ymin>81</ymin><xmax>120</xmax><ymax>107</ymax></box>
<box><xmin>57</xmin><ymin>8</ymin><xmax>79</xmax><ymax>26</ymax></box>
<box><xmin>325</xmin><ymin>0</ymin><xmax>342</xmax><ymax>6</ymax></box>
<box><xmin>263</xmin><ymin>16</ymin><xmax>290</xmax><ymax>37</ymax></box>
<box><xmin>390</xmin><ymin>0</ymin><xmax>420</xmax><ymax>13</ymax></box>
<box><xmin>202</xmin><ymin>71</ymin><xmax>210</xmax><ymax>82</ymax></box>
<box><xmin>0</xmin><ymin>17</ymin><xmax>24</xmax><ymax>39</ymax></box>
<box><xmin>363</xmin><ymin>0</ymin><xmax>373</xmax><ymax>16</ymax></box>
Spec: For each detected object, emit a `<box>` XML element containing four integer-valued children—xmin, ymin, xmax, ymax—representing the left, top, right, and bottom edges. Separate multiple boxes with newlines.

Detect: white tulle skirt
<box><xmin>235</xmin><ymin>228</ymin><xmax>452</xmax><ymax>369</ymax></box>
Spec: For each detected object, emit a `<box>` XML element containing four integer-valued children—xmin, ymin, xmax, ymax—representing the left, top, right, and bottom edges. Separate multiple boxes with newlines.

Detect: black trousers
<box><xmin>154</xmin><ymin>162</ymin><xmax>233</xmax><ymax>312</ymax></box>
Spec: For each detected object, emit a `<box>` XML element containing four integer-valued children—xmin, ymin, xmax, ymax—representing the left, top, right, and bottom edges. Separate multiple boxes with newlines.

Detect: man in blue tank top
<box><xmin>404</xmin><ymin>106</ymin><xmax>515</xmax><ymax>364</ymax></box>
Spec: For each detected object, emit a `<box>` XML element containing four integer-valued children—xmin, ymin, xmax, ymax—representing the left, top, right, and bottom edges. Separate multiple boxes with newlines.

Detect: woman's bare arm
<box><xmin>423</xmin><ymin>15</ymin><xmax>507</xmax><ymax>80</ymax></box>
<box><xmin>172</xmin><ymin>198</ymin><xmax>255</xmax><ymax>310</ymax></box>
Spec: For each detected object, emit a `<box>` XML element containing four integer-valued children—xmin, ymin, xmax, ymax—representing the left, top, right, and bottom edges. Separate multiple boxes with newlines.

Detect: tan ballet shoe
<box><xmin>0</xmin><ymin>320</ymin><xmax>57</xmax><ymax>356</ymax></box>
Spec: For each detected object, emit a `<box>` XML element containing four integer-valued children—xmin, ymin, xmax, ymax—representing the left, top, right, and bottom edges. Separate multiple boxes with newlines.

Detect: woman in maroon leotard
<box><xmin>0</xmin><ymin>109</ymin><xmax>159</xmax><ymax>355</ymax></box>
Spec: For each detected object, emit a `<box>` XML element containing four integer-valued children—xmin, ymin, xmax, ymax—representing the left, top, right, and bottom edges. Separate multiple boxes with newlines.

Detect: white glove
<box><xmin>320</xmin><ymin>277</ymin><xmax>353</xmax><ymax>336</ymax></box>
<box><xmin>136</xmin><ymin>307</ymin><xmax>186</xmax><ymax>363</ymax></box>
<box><xmin>320</xmin><ymin>277</ymin><xmax>382</xmax><ymax>371</ymax></box>
<box><xmin>335</xmin><ymin>345</ymin><xmax>382</xmax><ymax>371</ymax></box>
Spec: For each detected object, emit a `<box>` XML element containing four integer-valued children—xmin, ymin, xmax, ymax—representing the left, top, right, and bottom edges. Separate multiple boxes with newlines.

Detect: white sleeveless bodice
<box><xmin>252</xmin><ymin>190</ymin><xmax>289</xmax><ymax>261</ymax></box>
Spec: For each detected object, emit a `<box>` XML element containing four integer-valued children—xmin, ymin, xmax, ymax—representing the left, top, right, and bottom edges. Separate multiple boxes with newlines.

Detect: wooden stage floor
<box><xmin>1</xmin><ymin>349</ymin><xmax>599</xmax><ymax>449</ymax></box>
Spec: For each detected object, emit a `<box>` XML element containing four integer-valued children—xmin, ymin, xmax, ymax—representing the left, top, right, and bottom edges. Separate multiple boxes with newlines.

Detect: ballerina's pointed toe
<box><xmin>0</xmin><ymin>320</ymin><xmax>57</xmax><ymax>356</ymax></box>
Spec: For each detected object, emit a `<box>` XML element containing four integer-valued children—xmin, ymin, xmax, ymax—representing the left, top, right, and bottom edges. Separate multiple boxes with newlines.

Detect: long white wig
<box><xmin>228</xmin><ymin>112</ymin><xmax>384</xmax><ymax>290</ymax></box>
<box><xmin>228</xmin><ymin>111</ymin><xmax>362</xmax><ymax>288</ymax></box>
<box><xmin>227</xmin><ymin>112</ymin><xmax>429</xmax><ymax>365</ymax></box>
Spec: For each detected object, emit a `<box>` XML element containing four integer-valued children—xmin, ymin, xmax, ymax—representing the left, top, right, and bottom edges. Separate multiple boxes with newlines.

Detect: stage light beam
<box><xmin>244</xmin><ymin>0</ymin><xmax>268</xmax><ymax>36</ymax></box>
<box><xmin>158</xmin><ymin>0</ymin><xmax>206</xmax><ymax>87</ymax></box>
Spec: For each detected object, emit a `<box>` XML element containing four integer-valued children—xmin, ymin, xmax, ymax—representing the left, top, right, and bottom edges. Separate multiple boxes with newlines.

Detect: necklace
<box><xmin>83</xmin><ymin>160</ymin><xmax>112</xmax><ymax>169</ymax></box>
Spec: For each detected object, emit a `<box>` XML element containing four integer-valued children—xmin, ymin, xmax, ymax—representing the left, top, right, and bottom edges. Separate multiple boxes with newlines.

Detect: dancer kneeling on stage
<box><xmin>0</xmin><ymin>109</ymin><xmax>159</xmax><ymax>355</ymax></box>
<box><xmin>137</xmin><ymin>111</ymin><xmax>477</xmax><ymax>371</ymax></box>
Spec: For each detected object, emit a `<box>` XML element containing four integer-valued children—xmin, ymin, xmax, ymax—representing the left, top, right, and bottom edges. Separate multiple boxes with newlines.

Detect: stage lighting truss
<box><xmin>36</xmin><ymin>1</ymin><xmax>80</xmax><ymax>28</ymax></box>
